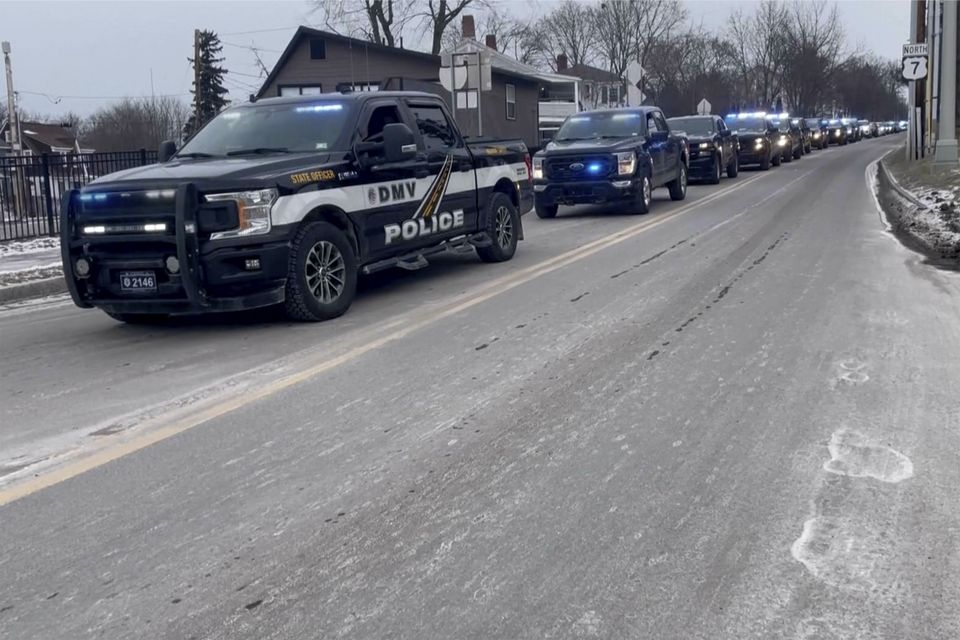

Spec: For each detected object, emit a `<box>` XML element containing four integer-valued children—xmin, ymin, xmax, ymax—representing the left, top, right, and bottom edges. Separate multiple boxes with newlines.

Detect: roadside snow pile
<box><xmin>0</xmin><ymin>236</ymin><xmax>61</xmax><ymax>256</ymax></box>
<box><xmin>0</xmin><ymin>265</ymin><xmax>62</xmax><ymax>288</ymax></box>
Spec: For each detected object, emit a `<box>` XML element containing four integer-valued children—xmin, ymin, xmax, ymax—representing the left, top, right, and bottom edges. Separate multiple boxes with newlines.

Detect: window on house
<box><xmin>408</xmin><ymin>103</ymin><xmax>458</xmax><ymax>151</ymax></box>
<box><xmin>310</xmin><ymin>38</ymin><xmax>326</xmax><ymax>60</ymax></box>
<box><xmin>506</xmin><ymin>84</ymin><xmax>516</xmax><ymax>120</ymax></box>
<box><xmin>279</xmin><ymin>85</ymin><xmax>323</xmax><ymax>97</ymax></box>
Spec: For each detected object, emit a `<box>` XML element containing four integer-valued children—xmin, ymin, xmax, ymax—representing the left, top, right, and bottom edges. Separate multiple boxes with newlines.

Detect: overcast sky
<box><xmin>2</xmin><ymin>0</ymin><xmax>910</xmax><ymax>120</ymax></box>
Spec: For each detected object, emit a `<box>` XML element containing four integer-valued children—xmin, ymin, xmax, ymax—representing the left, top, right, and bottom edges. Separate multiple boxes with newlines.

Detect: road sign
<box><xmin>902</xmin><ymin>43</ymin><xmax>928</xmax><ymax>58</ymax></box>
<box><xmin>697</xmin><ymin>98</ymin><xmax>712</xmax><ymax>115</ymax></box>
<box><xmin>902</xmin><ymin>56</ymin><xmax>928</xmax><ymax>81</ymax></box>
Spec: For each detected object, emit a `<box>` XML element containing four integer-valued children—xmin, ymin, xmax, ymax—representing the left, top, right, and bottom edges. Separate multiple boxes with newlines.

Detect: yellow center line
<box><xmin>0</xmin><ymin>171</ymin><xmax>768</xmax><ymax>506</ymax></box>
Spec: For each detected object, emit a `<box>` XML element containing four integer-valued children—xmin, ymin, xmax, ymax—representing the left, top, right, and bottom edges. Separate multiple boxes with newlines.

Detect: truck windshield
<box><xmin>728</xmin><ymin>117</ymin><xmax>767</xmax><ymax>133</ymax></box>
<box><xmin>177</xmin><ymin>102</ymin><xmax>350</xmax><ymax>157</ymax></box>
<box><xmin>667</xmin><ymin>117</ymin><xmax>713</xmax><ymax>136</ymax></box>
<box><xmin>555</xmin><ymin>112</ymin><xmax>643</xmax><ymax>141</ymax></box>
<box><xmin>805</xmin><ymin>119</ymin><xmax>821</xmax><ymax>128</ymax></box>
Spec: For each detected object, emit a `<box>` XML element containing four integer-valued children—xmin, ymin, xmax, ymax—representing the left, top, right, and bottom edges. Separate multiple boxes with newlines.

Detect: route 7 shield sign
<box><xmin>902</xmin><ymin>56</ymin><xmax>928</xmax><ymax>81</ymax></box>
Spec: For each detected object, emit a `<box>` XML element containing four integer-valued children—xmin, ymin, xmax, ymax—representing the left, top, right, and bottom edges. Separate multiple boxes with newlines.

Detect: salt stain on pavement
<box><xmin>823</xmin><ymin>429</ymin><xmax>914</xmax><ymax>483</ymax></box>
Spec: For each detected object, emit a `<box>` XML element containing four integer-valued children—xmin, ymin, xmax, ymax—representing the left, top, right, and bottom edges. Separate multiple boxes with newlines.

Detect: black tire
<box><xmin>477</xmin><ymin>192</ymin><xmax>520</xmax><ymax>263</ymax></box>
<box><xmin>284</xmin><ymin>221</ymin><xmax>357</xmax><ymax>322</ymax></box>
<box><xmin>772</xmin><ymin>152</ymin><xmax>782</xmax><ymax>167</ymax></box>
<box><xmin>708</xmin><ymin>156</ymin><xmax>722</xmax><ymax>184</ymax></box>
<box><xmin>793</xmin><ymin>146</ymin><xmax>802</xmax><ymax>160</ymax></box>
<box><xmin>783</xmin><ymin>150</ymin><xmax>793</xmax><ymax>163</ymax></box>
<box><xmin>104</xmin><ymin>311</ymin><xmax>168</xmax><ymax>325</ymax></box>
<box><xmin>760</xmin><ymin>152</ymin><xmax>771</xmax><ymax>171</ymax></box>
<box><xmin>633</xmin><ymin>173</ymin><xmax>652</xmax><ymax>214</ymax></box>
<box><xmin>535</xmin><ymin>202</ymin><xmax>558</xmax><ymax>219</ymax></box>
<box><xmin>668</xmin><ymin>162</ymin><xmax>688</xmax><ymax>201</ymax></box>
<box><xmin>727</xmin><ymin>153</ymin><xmax>739</xmax><ymax>178</ymax></box>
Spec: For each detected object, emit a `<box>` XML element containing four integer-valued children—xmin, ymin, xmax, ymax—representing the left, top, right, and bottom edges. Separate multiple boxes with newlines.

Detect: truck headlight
<box><xmin>616</xmin><ymin>151</ymin><xmax>636</xmax><ymax>176</ymax></box>
<box><xmin>205</xmin><ymin>188</ymin><xmax>277</xmax><ymax>239</ymax></box>
<box><xmin>699</xmin><ymin>142</ymin><xmax>711</xmax><ymax>150</ymax></box>
<box><xmin>778</xmin><ymin>136</ymin><xmax>788</xmax><ymax>147</ymax></box>
<box><xmin>533</xmin><ymin>157</ymin><xmax>544</xmax><ymax>181</ymax></box>
<box><xmin>754</xmin><ymin>139</ymin><xmax>764</xmax><ymax>148</ymax></box>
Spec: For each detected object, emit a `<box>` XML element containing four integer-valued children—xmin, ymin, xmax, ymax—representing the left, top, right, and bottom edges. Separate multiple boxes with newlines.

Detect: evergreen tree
<box><xmin>183</xmin><ymin>30</ymin><xmax>229</xmax><ymax>138</ymax></box>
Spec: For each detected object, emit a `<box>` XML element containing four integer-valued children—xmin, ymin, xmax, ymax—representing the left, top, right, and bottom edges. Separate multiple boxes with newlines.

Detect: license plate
<box><xmin>119</xmin><ymin>271</ymin><xmax>157</xmax><ymax>292</ymax></box>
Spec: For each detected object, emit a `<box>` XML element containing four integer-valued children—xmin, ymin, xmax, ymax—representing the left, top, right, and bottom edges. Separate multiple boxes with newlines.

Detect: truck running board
<box><xmin>362</xmin><ymin>233</ymin><xmax>492</xmax><ymax>275</ymax></box>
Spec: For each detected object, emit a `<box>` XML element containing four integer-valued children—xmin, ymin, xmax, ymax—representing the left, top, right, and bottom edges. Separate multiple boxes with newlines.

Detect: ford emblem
<box><xmin>569</xmin><ymin>162</ymin><xmax>585</xmax><ymax>171</ymax></box>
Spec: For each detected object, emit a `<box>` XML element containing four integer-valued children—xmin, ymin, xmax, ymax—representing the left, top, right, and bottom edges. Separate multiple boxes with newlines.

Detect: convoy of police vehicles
<box><xmin>60</xmin><ymin>90</ymin><xmax>902</xmax><ymax>324</ymax></box>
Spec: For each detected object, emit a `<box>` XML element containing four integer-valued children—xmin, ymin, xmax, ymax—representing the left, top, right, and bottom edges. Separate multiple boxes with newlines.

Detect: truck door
<box><xmin>404</xmin><ymin>99</ymin><xmax>478</xmax><ymax>244</ymax></box>
<box><xmin>645</xmin><ymin>112</ymin><xmax>666</xmax><ymax>185</ymax></box>
<box><xmin>717</xmin><ymin>117</ymin><xmax>733</xmax><ymax>162</ymax></box>
<box><xmin>355</xmin><ymin>99</ymin><xmax>426</xmax><ymax>258</ymax></box>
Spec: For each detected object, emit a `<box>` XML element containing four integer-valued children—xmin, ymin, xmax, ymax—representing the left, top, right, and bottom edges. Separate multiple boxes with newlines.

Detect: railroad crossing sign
<box><xmin>901</xmin><ymin>42</ymin><xmax>928</xmax><ymax>81</ymax></box>
<box><xmin>697</xmin><ymin>98</ymin><xmax>712</xmax><ymax>115</ymax></box>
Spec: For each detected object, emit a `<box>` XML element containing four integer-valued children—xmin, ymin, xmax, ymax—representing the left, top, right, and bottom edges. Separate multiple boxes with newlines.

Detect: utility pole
<box><xmin>3</xmin><ymin>41</ymin><xmax>25</xmax><ymax>221</ymax></box>
<box><xmin>934</xmin><ymin>0</ymin><xmax>958</xmax><ymax>163</ymax></box>
<box><xmin>193</xmin><ymin>29</ymin><xmax>201</xmax><ymax>125</ymax></box>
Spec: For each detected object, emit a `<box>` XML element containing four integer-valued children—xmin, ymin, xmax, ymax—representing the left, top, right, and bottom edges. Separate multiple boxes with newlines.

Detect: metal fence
<box><xmin>0</xmin><ymin>150</ymin><xmax>157</xmax><ymax>241</ymax></box>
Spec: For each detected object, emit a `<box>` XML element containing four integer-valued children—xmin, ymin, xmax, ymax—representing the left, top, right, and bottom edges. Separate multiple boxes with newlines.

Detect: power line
<box><xmin>18</xmin><ymin>89</ymin><xmax>190</xmax><ymax>101</ymax></box>
<box><xmin>222</xmin><ymin>40</ymin><xmax>282</xmax><ymax>53</ymax></box>
<box><xmin>226</xmin><ymin>69</ymin><xmax>265</xmax><ymax>79</ymax></box>
<box><xmin>221</xmin><ymin>25</ymin><xmax>299</xmax><ymax>36</ymax></box>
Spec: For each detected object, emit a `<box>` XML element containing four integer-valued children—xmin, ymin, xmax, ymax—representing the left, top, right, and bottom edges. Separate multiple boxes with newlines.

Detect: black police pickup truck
<box><xmin>667</xmin><ymin>115</ymin><xmax>739</xmax><ymax>184</ymax></box>
<box><xmin>61</xmin><ymin>92</ymin><xmax>533</xmax><ymax>322</ymax></box>
<box><xmin>532</xmin><ymin>107</ymin><xmax>688</xmax><ymax>218</ymax></box>
<box><xmin>724</xmin><ymin>113</ymin><xmax>780</xmax><ymax>170</ymax></box>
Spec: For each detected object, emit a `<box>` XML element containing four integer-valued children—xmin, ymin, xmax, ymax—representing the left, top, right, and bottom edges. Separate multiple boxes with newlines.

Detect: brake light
<box><xmin>523</xmin><ymin>153</ymin><xmax>533</xmax><ymax>184</ymax></box>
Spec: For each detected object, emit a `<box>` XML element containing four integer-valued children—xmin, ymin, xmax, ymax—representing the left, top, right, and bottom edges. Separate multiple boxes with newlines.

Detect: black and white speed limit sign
<box><xmin>902</xmin><ymin>55</ymin><xmax>928</xmax><ymax>81</ymax></box>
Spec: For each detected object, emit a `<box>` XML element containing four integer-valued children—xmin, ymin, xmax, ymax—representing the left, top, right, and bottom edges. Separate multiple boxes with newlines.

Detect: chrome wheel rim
<box><xmin>643</xmin><ymin>177</ymin><xmax>652</xmax><ymax>207</ymax></box>
<box><xmin>681</xmin><ymin>166</ymin><xmax>688</xmax><ymax>194</ymax></box>
<box><xmin>305</xmin><ymin>240</ymin><xmax>345</xmax><ymax>304</ymax></box>
<box><xmin>495</xmin><ymin>205</ymin><xmax>513</xmax><ymax>249</ymax></box>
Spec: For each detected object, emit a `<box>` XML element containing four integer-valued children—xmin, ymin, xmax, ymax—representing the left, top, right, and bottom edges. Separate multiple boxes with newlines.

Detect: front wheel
<box><xmin>760</xmin><ymin>152</ymin><xmax>771</xmax><ymax>171</ymax></box>
<box><xmin>668</xmin><ymin>163</ymin><xmax>688</xmax><ymax>201</ymax></box>
<box><xmin>633</xmin><ymin>173</ymin><xmax>652</xmax><ymax>214</ymax></box>
<box><xmin>284</xmin><ymin>221</ymin><xmax>357</xmax><ymax>322</ymax></box>
<box><xmin>535</xmin><ymin>202</ymin><xmax>558</xmax><ymax>219</ymax></box>
<box><xmin>772</xmin><ymin>152</ymin><xmax>782</xmax><ymax>167</ymax></box>
<box><xmin>708</xmin><ymin>156</ymin><xmax>722</xmax><ymax>184</ymax></box>
<box><xmin>727</xmin><ymin>153</ymin><xmax>739</xmax><ymax>178</ymax></box>
<box><xmin>477</xmin><ymin>192</ymin><xmax>520</xmax><ymax>263</ymax></box>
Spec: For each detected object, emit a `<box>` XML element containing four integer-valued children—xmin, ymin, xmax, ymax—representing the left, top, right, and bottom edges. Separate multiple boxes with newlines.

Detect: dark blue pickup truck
<box><xmin>532</xmin><ymin>107</ymin><xmax>688</xmax><ymax>217</ymax></box>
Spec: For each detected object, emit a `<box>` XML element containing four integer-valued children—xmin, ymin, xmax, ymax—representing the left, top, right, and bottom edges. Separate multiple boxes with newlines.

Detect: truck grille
<box><xmin>547</xmin><ymin>156</ymin><xmax>614</xmax><ymax>181</ymax></box>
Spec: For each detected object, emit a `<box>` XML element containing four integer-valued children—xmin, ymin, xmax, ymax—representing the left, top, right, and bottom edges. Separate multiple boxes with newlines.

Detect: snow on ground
<box><xmin>0</xmin><ymin>237</ymin><xmax>61</xmax><ymax>256</ymax></box>
<box><xmin>0</xmin><ymin>265</ymin><xmax>62</xmax><ymax>288</ymax></box>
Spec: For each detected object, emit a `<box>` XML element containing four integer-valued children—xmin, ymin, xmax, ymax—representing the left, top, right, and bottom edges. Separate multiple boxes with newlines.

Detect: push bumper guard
<box><xmin>61</xmin><ymin>184</ymin><xmax>286</xmax><ymax>315</ymax></box>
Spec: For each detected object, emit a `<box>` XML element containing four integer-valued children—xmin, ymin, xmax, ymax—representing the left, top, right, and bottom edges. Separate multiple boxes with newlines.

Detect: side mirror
<box><xmin>649</xmin><ymin>130</ymin><xmax>669</xmax><ymax>143</ymax></box>
<box><xmin>382</xmin><ymin>122</ymin><xmax>417</xmax><ymax>163</ymax></box>
<box><xmin>158</xmin><ymin>140</ymin><xmax>177</xmax><ymax>163</ymax></box>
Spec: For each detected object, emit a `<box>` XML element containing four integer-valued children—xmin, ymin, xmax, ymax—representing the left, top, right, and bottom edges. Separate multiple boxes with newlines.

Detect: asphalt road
<box><xmin>2</xmin><ymin>136</ymin><xmax>958</xmax><ymax>639</ymax></box>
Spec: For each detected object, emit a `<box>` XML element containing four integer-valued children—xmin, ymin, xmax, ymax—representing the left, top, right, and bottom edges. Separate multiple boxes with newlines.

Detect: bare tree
<box><xmin>312</xmin><ymin>0</ymin><xmax>417</xmax><ymax>47</ymax></box>
<box><xmin>594</xmin><ymin>0</ymin><xmax>637</xmax><ymax>80</ymax></box>
<box><xmin>441</xmin><ymin>10</ymin><xmax>533</xmax><ymax>56</ymax></box>
<box><xmin>727</xmin><ymin>0</ymin><xmax>789</xmax><ymax>110</ymax></box>
<box><xmin>633</xmin><ymin>0</ymin><xmax>687</xmax><ymax>68</ymax></box>
<box><xmin>417</xmin><ymin>0</ymin><xmax>479</xmax><ymax>55</ymax></box>
<box><xmin>535</xmin><ymin>0</ymin><xmax>598</xmax><ymax>70</ymax></box>
<box><xmin>780</xmin><ymin>0</ymin><xmax>844</xmax><ymax>115</ymax></box>
<box><xmin>81</xmin><ymin>97</ymin><xmax>190</xmax><ymax>152</ymax></box>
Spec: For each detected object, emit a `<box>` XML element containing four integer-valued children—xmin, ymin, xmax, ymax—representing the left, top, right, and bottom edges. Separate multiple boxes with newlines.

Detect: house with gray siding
<box><xmin>256</xmin><ymin>22</ymin><xmax>574</xmax><ymax>150</ymax></box>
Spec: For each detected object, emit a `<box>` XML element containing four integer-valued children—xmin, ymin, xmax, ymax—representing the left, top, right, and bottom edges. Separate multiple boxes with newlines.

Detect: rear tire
<box><xmin>784</xmin><ymin>150</ymin><xmax>793</xmax><ymax>163</ymax></box>
<box><xmin>727</xmin><ymin>153</ymin><xmax>739</xmax><ymax>178</ymax></box>
<box><xmin>668</xmin><ymin>163</ymin><xmax>688</xmax><ymax>201</ymax></box>
<box><xmin>477</xmin><ymin>192</ymin><xmax>520</xmax><ymax>263</ymax></box>
<box><xmin>708</xmin><ymin>156</ymin><xmax>721</xmax><ymax>184</ymax></box>
<box><xmin>535</xmin><ymin>202</ymin><xmax>558</xmax><ymax>219</ymax></box>
<box><xmin>284</xmin><ymin>221</ymin><xmax>357</xmax><ymax>322</ymax></box>
<box><xmin>772</xmin><ymin>152</ymin><xmax>782</xmax><ymax>167</ymax></box>
<box><xmin>104</xmin><ymin>312</ymin><xmax>168</xmax><ymax>325</ymax></box>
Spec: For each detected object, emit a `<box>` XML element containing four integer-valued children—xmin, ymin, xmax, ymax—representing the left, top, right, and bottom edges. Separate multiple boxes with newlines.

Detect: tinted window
<box><xmin>310</xmin><ymin>38</ymin><xmax>326</xmax><ymax>59</ymax></box>
<box><xmin>409</xmin><ymin>104</ymin><xmax>457</xmax><ymax>151</ymax></box>
<box><xmin>667</xmin><ymin>117</ymin><xmax>714</xmax><ymax>136</ymax></box>
<box><xmin>727</xmin><ymin>116</ymin><xmax>767</xmax><ymax>133</ymax></box>
<box><xmin>362</xmin><ymin>104</ymin><xmax>403</xmax><ymax>141</ymax></box>
<box><xmin>654</xmin><ymin>113</ymin><xmax>669</xmax><ymax>133</ymax></box>
<box><xmin>177</xmin><ymin>101</ymin><xmax>350</xmax><ymax>156</ymax></box>
<box><xmin>556</xmin><ymin>112</ymin><xmax>644</xmax><ymax>141</ymax></box>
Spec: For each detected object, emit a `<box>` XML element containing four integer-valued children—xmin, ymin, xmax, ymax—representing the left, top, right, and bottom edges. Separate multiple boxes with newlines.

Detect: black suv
<box><xmin>724</xmin><ymin>114</ymin><xmax>780</xmax><ymax>170</ymax></box>
<box><xmin>533</xmin><ymin>107</ymin><xmax>688</xmax><ymax>217</ymax></box>
<box><xmin>792</xmin><ymin>118</ymin><xmax>814</xmax><ymax>154</ymax></box>
<box><xmin>667</xmin><ymin>115</ymin><xmax>739</xmax><ymax>184</ymax></box>
<box><xmin>773</xmin><ymin>118</ymin><xmax>803</xmax><ymax>162</ymax></box>
<box><xmin>825</xmin><ymin>119</ymin><xmax>848</xmax><ymax>145</ymax></box>
<box><xmin>805</xmin><ymin>118</ymin><xmax>828</xmax><ymax>150</ymax></box>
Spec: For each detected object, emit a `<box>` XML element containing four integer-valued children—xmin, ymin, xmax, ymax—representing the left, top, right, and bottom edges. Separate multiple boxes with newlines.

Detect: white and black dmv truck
<box><xmin>60</xmin><ymin>91</ymin><xmax>533</xmax><ymax>322</ymax></box>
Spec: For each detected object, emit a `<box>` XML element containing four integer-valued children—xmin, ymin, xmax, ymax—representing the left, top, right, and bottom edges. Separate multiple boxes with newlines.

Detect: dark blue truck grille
<box><xmin>546</xmin><ymin>156</ymin><xmax>615</xmax><ymax>181</ymax></box>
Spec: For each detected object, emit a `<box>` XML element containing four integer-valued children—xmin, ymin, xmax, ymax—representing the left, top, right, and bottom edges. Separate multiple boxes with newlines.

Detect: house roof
<box><xmin>558</xmin><ymin>64</ymin><xmax>621</xmax><ymax>83</ymax></box>
<box><xmin>447</xmin><ymin>38</ymin><xmax>578</xmax><ymax>85</ymax></box>
<box><xmin>2</xmin><ymin>120</ymin><xmax>79</xmax><ymax>150</ymax></box>
<box><xmin>256</xmin><ymin>26</ymin><xmax>441</xmax><ymax>98</ymax></box>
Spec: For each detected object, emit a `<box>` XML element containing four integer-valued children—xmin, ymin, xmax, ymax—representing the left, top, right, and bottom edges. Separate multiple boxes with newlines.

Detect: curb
<box><xmin>0</xmin><ymin>276</ymin><xmax>68</xmax><ymax>305</ymax></box>
<box><xmin>877</xmin><ymin>155</ymin><xmax>928</xmax><ymax>209</ymax></box>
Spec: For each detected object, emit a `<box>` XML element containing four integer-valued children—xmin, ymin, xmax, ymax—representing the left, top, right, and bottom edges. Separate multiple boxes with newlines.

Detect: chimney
<box><xmin>485</xmin><ymin>34</ymin><xmax>497</xmax><ymax>50</ymax></box>
<box><xmin>462</xmin><ymin>15</ymin><xmax>476</xmax><ymax>40</ymax></box>
<box><xmin>557</xmin><ymin>53</ymin><xmax>568</xmax><ymax>71</ymax></box>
